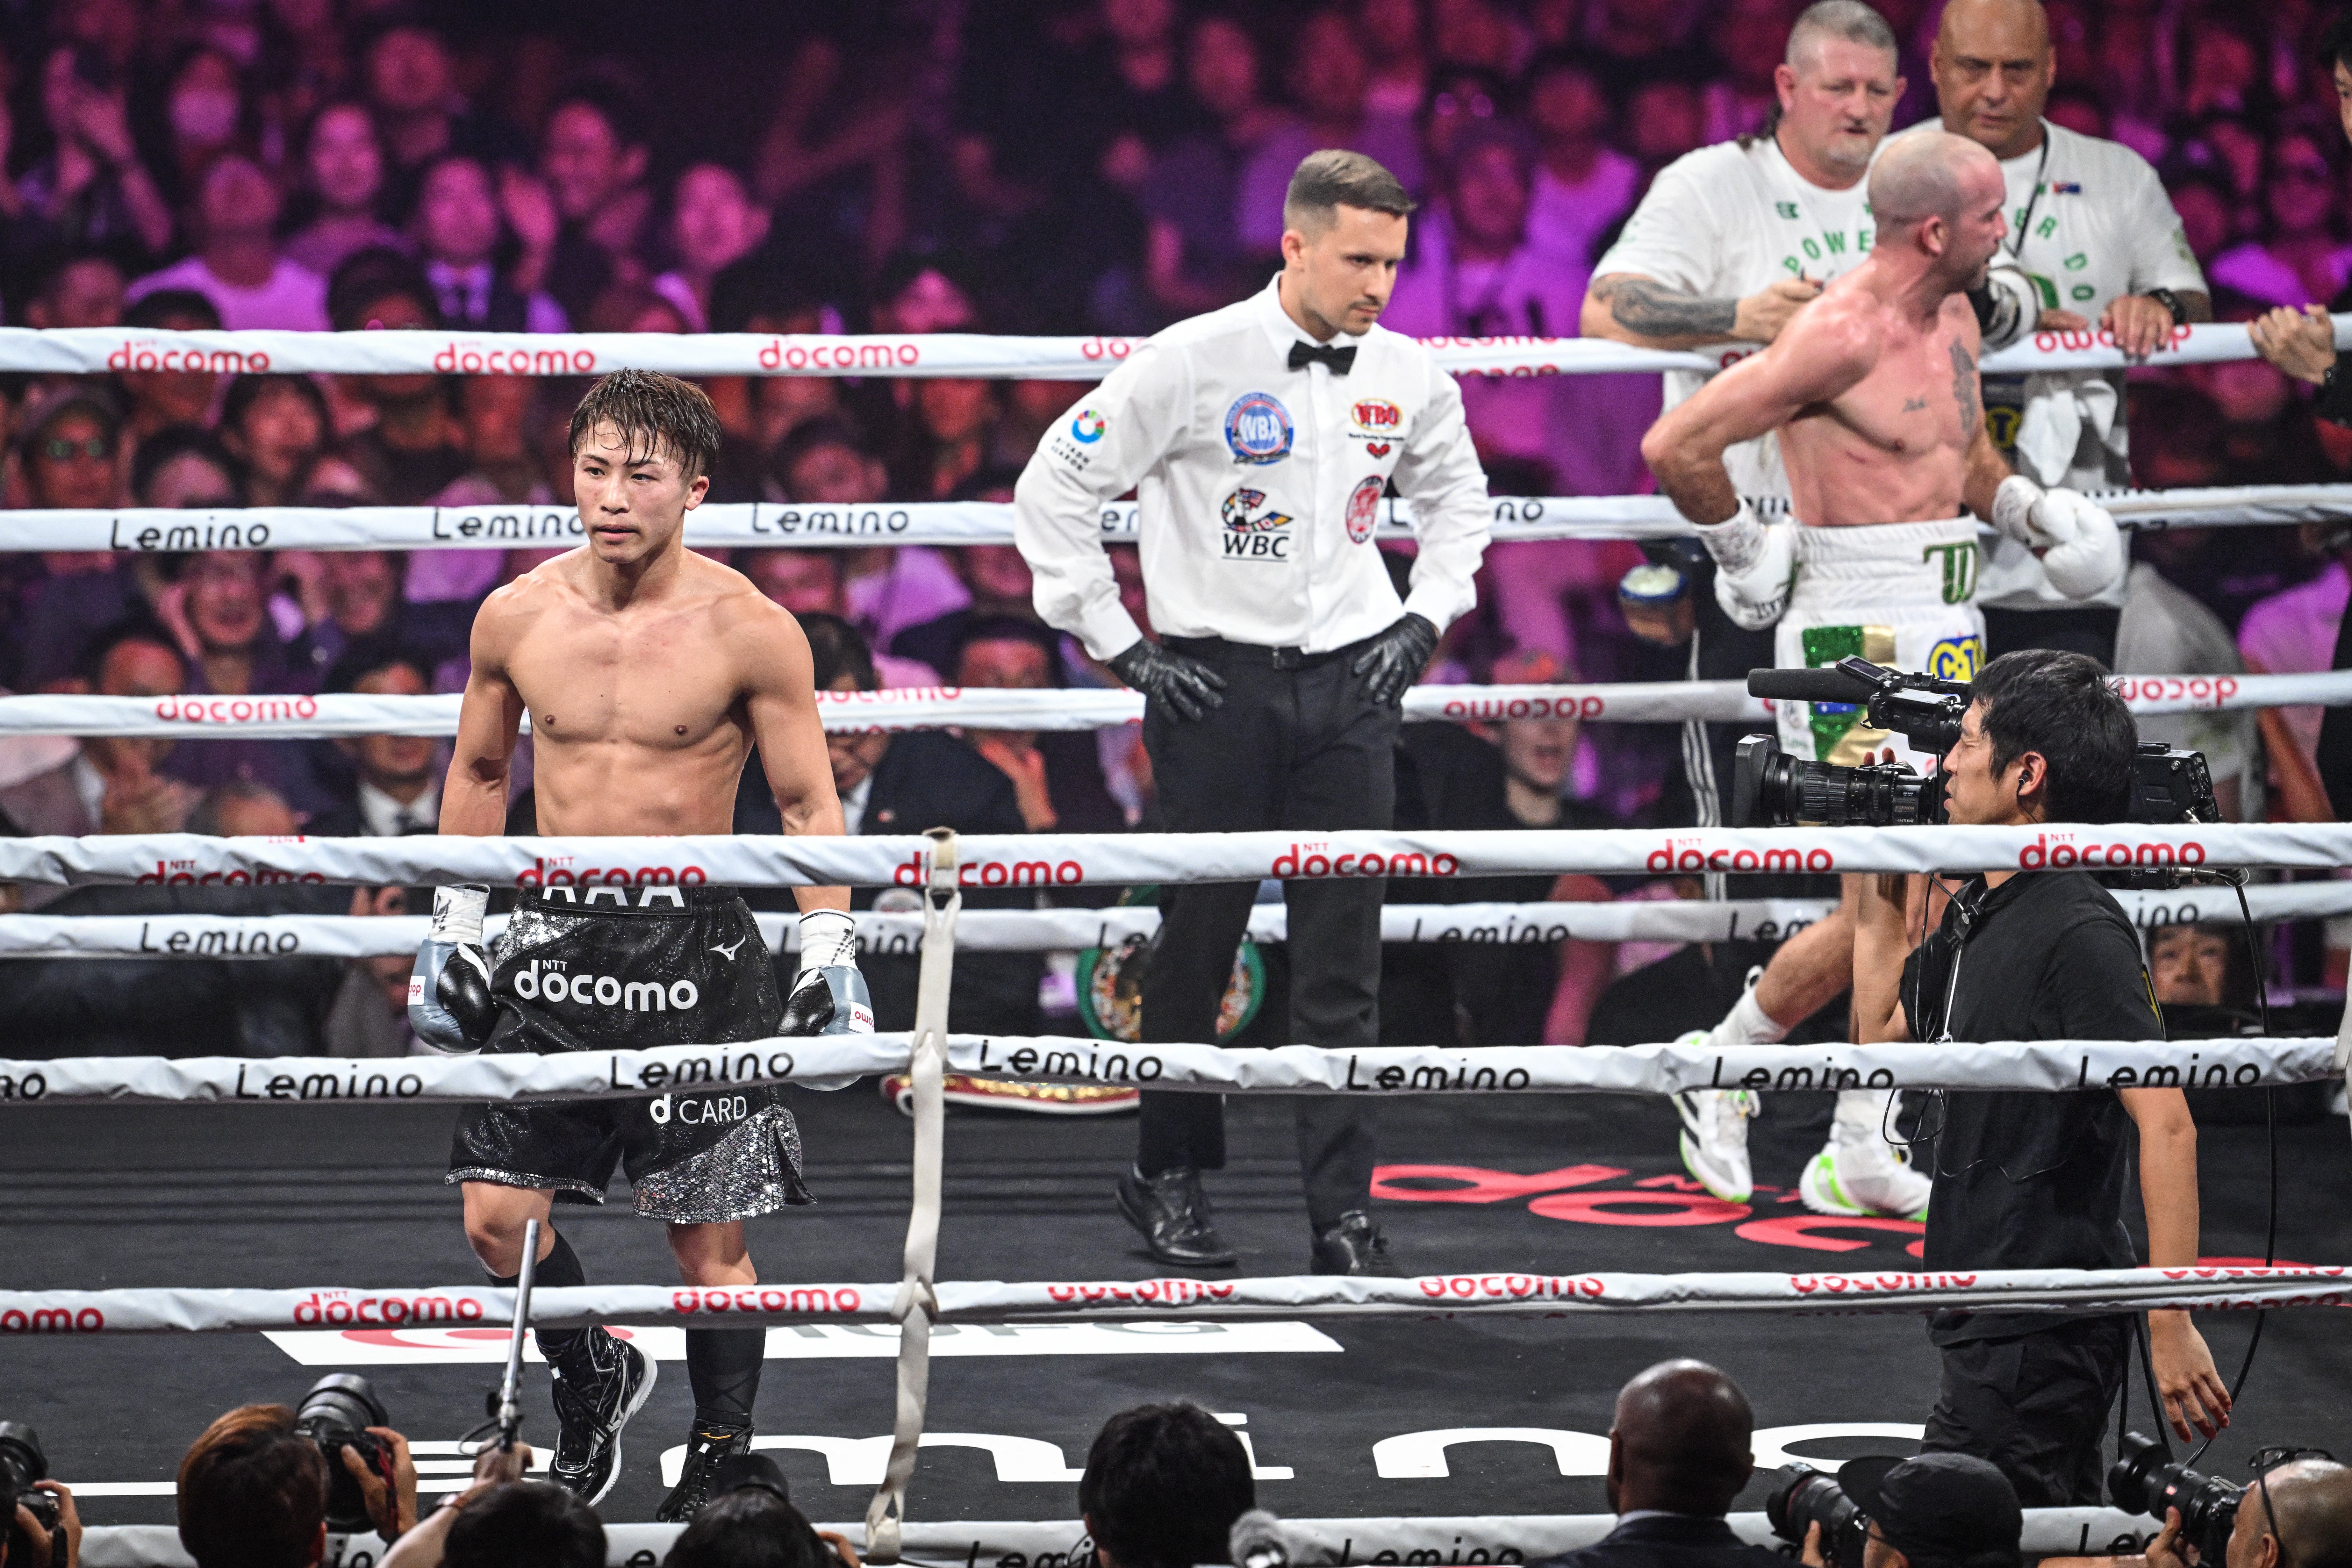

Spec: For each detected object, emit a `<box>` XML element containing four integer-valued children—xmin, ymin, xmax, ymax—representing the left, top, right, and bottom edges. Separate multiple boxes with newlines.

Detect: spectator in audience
<box><xmin>2147</xmin><ymin>921</ymin><xmax>2252</xmax><ymax>1011</ymax></box>
<box><xmin>294</xmin><ymin>549</ymin><xmax>472</xmax><ymax>681</ymax></box>
<box><xmin>2238</xmin><ymin>526</ymin><xmax>2350</xmax><ymax>824</ymax></box>
<box><xmin>771</xmin><ymin>416</ymin><xmax>969</xmax><ymax>651</ymax></box>
<box><xmin>1526</xmin><ymin>1360</ymin><xmax>1785</xmax><ymax>1568</ymax></box>
<box><xmin>1078</xmin><ymin>1403</ymin><xmax>1254</xmax><ymax>1568</ymax></box>
<box><xmin>115</xmin><ymin>289</ymin><xmax>225</xmax><ymax>443</ymax></box>
<box><xmin>328</xmin><ymin>250</ymin><xmax>471</xmax><ymax>504</ymax></box>
<box><xmin>22</xmin><ymin>247</ymin><xmax>125</xmax><ymax>329</ymax></box>
<box><xmin>582</xmin><ymin>277</ymin><xmax>689</xmax><ymax>334</ymax></box>
<box><xmin>892</xmin><ymin>529</ymin><xmax>1040</xmax><ymax>677</ymax></box>
<box><xmin>283</xmin><ymin>101</ymin><xmax>402</xmax><ymax>279</ymax></box>
<box><xmin>219</xmin><ymin>376</ymin><xmax>330</xmax><ymax>509</ymax></box>
<box><xmin>1526</xmin><ymin>52</ymin><xmax>1640</xmax><ymax>268</ymax></box>
<box><xmin>2167</xmin><ymin>167</ymin><xmax>2239</xmax><ymax>266</ymax></box>
<box><xmin>155</xmin><ymin>549</ymin><xmax>323</xmax><ymax>810</ymax></box>
<box><xmin>1237</xmin><ymin>10</ymin><xmax>1424</xmax><ymax>256</ymax></box>
<box><xmin>894</xmin><ymin>377</ymin><xmax>1001</xmax><ymax>500</ymax></box>
<box><xmin>733</xmin><ymin>613</ymin><xmax>1039</xmax><ymax>1035</ymax></box>
<box><xmin>1701</xmin><ymin>0</ymin><xmax>1790</xmax><ymax>144</ymax></box>
<box><xmin>953</xmin><ymin>614</ymin><xmax>1125</xmax><ymax>834</ymax></box>
<box><xmin>2114</xmin><ymin>553</ymin><xmax>2256</xmax><ymax>821</ymax></box>
<box><xmin>18</xmin><ymin>44</ymin><xmax>174</xmax><ymax>261</ymax></box>
<box><xmin>156</xmin><ymin>47</ymin><xmax>250</xmax><ymax>201</ymax></box>
<box><xmin>656</xmin><ymin>1452</ymin><xmax>859</xmax><ymax>1568</ymax></box>
<box><xmin>1625</xmin><ymin>77</ymin><xmax>1710</xmax><ymax>171</ymax></box>
<box><xmin>1142</xmin><ymin>14</ymin><xmax>1290</xmax><ymax>319</ymax></box>
<box><xmin>414</xmin><ymin>154</ymin><xmax>569</xmax><ymax>333</ymax></box>
<box><xmin>652</xmin><ymin>163</ymin><xmax>771</xmax><ymax>333</ymax></box>
<box><xmin>128</xmin><ymin>153</ymin><xmax>329</xmax><ymax>331</ymax></box>
<box><xmin>362</xmin><ymin>21</ymin><xmax>517</xmax><ymax>219</ymax></box>
<box><xmin>753</xmin><ymin>33</ymin><xmax>913</xmax><ymax>287</ymax></box>
<box><xmin>11</xmin><ymin>389</ymin><xmax>133</xmax><ymax>688</ymax></box>
<box><xmin>532</xmin><ymin>75</ymin><xmax>656</xmax><ymax>327</ymax></box>
<box><xmin>743</xmin><ymin>550</ymin><xmax>939</xmax><ymax>685</ymax></box>
<box><xmin>130</xmin><ymin>425</ymin><xmax>242</xmax><ymax>510</ymax></box>
<box><xmin>0</xmin><ymin>621</ymin><xmax>195</xmax><ymax>909</ymax></box>
<box><xmin>177</xmin><ymin>1403</ymin><xmax>415</xmax><ymax>1568</ymax></box>
<box><xmin>2210</xmin><ymin>127</ymin><xmax>2352</xmax><ymax>308</ymax></box>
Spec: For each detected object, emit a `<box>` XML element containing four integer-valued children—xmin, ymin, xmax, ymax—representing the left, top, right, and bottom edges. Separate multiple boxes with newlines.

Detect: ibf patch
<box><xmin>1346</xmin><ymin>476</ymin><xmax>1384</xmax><ymax>544</ymax></box>
<box><xmin>1224</xmin><ymin>392</ymin><xmax>1294</xmax><ymax>465</ymax></box>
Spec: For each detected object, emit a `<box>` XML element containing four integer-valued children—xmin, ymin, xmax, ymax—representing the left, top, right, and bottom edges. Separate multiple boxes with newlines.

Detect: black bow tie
<box><xmin>1288</xmin><ymin>340</ymin><xmax>1356</xmax><ymax>375</ymax></box>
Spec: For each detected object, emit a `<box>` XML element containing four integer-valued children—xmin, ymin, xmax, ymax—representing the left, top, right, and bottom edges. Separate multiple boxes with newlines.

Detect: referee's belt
<box><xmin>1162</xmin><ymin>633</ymin><xmax>1371</xmax><ymax>669</ymax></box>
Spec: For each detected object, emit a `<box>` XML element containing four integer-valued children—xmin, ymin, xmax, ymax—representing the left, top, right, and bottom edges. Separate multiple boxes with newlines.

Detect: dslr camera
<box><xmin>1768</xmin><ymin>1463</ymin><xmax>1870</xmax><ymax>1568</ymax></box>
<box><xmin>1</xmin><ymin>1421</ymin><xmax>61</xmax><ymax>1554</ymax></box>
<box><xmin>294</xmin><ymin>1374</ymin><xmax>397</xmax><ymax>1534</ymax></box>
<box><xmin>1733</xmin><ymin>658</ymin><xmax>2219</xmax><ymax>858</ymax></box>
<box><xmin>2108</xmin><ymin>1431</ymin><xmax>2243</xmax><ymax>1566</ymax></box>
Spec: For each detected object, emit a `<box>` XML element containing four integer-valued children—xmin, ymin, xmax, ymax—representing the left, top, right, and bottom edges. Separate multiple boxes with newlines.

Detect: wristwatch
<box><xmin>2146</xmin><ymin>288</ymin><xmax>2189</xmax><ymax>327</ymax></box>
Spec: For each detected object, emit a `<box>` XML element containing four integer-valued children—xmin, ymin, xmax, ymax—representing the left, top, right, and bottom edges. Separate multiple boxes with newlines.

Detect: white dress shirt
<box><xmin>1015</xmin><ymin>276</ymin><xmax>1492</xmax><ymax>661</ymax></box>
<box><xmin>358</xmin><ymin>780</ymin><xmax>439</xmax><ymax>837</ymax></box>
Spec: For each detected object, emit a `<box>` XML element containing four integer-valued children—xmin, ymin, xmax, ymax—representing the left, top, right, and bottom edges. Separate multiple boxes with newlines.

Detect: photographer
<box><xmin>3</xmin><ymin>1480</ymin><xmax>78</xmax><ymax>1568</ymax></box>
<box><xmin>178</xmin><ymin>1404</ymin><xmax>416</xmax><ymax>1568</ymax></box>
<box><xmin>1529</xmin><ymin>1360</ymin><xmax>1786</xmax><ymax>1568</ymax></box>
<box><xmin>2048</xmin><ymin>1455</ymin><xmax>2352</xmax><ymax>1568</ymax></box>
<box><xmin>1798</xmin><ymin>1454</ymin><xmax>2023</xmax><ymax>1568</ymax></box>
<box><xmin>1852</xmin><ymin>649</ymin><xmax>2230</xmax><ymax>1506</ymax></box>
<box><xmin>661</xmin><ymin>1453</ymin><xmax>862</xmax><ymax>1568</ymax></box>
<box><xmin>1078</xmin><ymin>1403</ymin><xmax>1255</xmax><ymax>1568</ymax></box>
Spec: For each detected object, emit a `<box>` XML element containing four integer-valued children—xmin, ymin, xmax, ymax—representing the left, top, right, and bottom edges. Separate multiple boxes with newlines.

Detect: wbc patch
<box><xmin>1224</xmin><ymin>392</ymin><xmax>1294</xmax><ymax>465</ymax></box>
<box><xmin>1220</xmin><ymin>486</ymin><xmax>1292</xmax><ymax>533</ymax></box>
<box><xmin>1345</xmin><ymin>476</ymin><xmax>1385</xmax><ymax>544</ymax></box>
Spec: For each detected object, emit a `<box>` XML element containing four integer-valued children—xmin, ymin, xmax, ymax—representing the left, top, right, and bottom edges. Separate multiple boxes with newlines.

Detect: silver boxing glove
<box><xmin>408</xmin><ymin>884</ymin><xmax>498</xmax><ymax>1051</ymax></box>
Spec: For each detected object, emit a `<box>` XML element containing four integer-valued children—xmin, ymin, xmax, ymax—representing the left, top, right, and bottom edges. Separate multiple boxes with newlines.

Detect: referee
<box><xmin>1015</xmin><ymin>150</ymin><xmax>1492</xmax><ymax>1275</ymax></box>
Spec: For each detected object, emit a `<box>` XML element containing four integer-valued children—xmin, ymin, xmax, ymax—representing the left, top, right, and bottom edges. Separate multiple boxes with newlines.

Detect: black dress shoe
<box><xmin>1310</xmin><ymin>1211</ymin><xmax>1400</xmax><ymax>1276</ymax></box>
<box><xmin>1115</xmin><ymin>1163</ymin><xmax>1237</xmax><ymax>1266</ymax></box>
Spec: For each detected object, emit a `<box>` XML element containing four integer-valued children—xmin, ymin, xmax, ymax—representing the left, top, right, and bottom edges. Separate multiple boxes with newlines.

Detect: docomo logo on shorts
<box><xmin>514</xmin><ymin>960</ymin><xmax>698</xmax><ymax>1013</ymax></box>
<box><xmin>152</xmin><ymin>694</ymin><xmax>321</xmax><ymax>726</ymax></box>
<box><xmin>517</xmin><ymin>857</ymin><xmax>708</xmax><ymax>889</ymax></box>
<box><xmin>1647</xmin><ymin>837</ymin><xmax>1836</xmax><ymax>874</ymax></box>
<box><xmin>1273</xmin><ymin>842</ymin><xmax>1459</xmax><ymax>879</ymax></box>
<box><xmin>893</xmin><ymin>852</ymin><xmax>1087</xmax><ymax>888</ymax></box>
<box><xmin>1440</xmin><ymin>693</ymin><xmax>1607</xmax><ymax>722</ymax></box>
<box><xmin>1416</xmin><ymin>1274</ymin><xmax>1604</xmax><ymax>1302</ymax></box>
<box><xmin>2111</xmin><ymin>676</ymin><xmax>2240</xmax><ymax>707</ymax></box>
<box><xmin>758</xmin><ymin>339</ymin><xmax>922</xmax><ymax>372</ymax></box>
<box><xmin>2031</xmin><ymin>322</ymin><xmax>2194</xmax><ymax>356</ymax></box>
<box><xmin>105</xmin><ymin>338</ymin><xmax>270</xmax><ymax>374</ymax></box>
<box><xmin>294</xmin><ymin>1291</ymin><xmax>488</xmax><ymax>1327</ymax></box>
<box><xmin>433</xmin><ymin>340</ymin><xmax>597</xmax><ymax>375</ymax></box>
<box><xmin>672</xmin><ymin>1285</ymin><xmax>864</xmax><ymax>1315</ymax></box>
<box><xmin>0</xmin><ymin>1305</ymin><xmax>104</xmax><ymax>1333</ymax></box>
<box><xmin>2018</xmin><ymin>832</ymin><xmax>2206</xmax><ymax>871</ymax></box>
<box><xmin>1791</xmin><ymin>1273</ymin><xmax>1980</xmax><ymax>1296</ymax></box>
<box><xmin>1043</xmin><ymin>1279</ymin><xmax>1239</xmax><ymax>1307</ymax></box>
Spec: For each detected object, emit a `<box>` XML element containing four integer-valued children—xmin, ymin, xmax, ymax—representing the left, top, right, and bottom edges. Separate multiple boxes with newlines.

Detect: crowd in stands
<box><xmin>0</xmin><ymin>0</ymin><xmax>2350</xmax><ymax>1053</ymax></box>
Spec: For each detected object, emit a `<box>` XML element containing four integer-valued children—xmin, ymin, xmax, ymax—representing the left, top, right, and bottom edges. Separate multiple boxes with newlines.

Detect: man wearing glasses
<box><xmin>2044</xmin><ymin>1451</ymin><xmax>2352</xmax><ymax>1568</ymax></box>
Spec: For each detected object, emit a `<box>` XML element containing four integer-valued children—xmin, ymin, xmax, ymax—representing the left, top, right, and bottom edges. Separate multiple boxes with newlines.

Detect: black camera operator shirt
<box><xmin>1900</xmin><ymin>870</ymin><xmax>2162</xmax><ymax>1346</ymax></box>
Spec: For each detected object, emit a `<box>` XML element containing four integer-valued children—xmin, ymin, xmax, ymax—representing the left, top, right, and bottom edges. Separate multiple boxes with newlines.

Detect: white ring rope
<box><xmin>71</xmin><ymin>1511</ymin><xmax>2171</xmax><ymax>1568</ymax></box>
<box><xmin>0</xmin><ymin>318</ymin><xmax>2327</xmax><ymax>379</ymax></box>
<box><xmin>2</xmin><ymin>484</ymin><xmax>2348</xmax><ymax>555</ymax></box>
<box><xmin>3</xmin><ymin>881</ymin><xmax>2342</xmax><ymax>962</ymax></box>
<box><xmin>0</xmin><ymin>671</ymin><xmax>2326</xmax><ymax>739</ymax></box>
<box><xmin>2</xmin><ymin>1264</ymin><xmax>2344</xmax><ymax>1336</ymax></box>
<box><xmin>0</xmin><ymin>1034</ymin><xmax>2329</xmax><ymax>1108</ymax></box>
<box><xmin>2</xmin><ymin>823</ymin><xmax>2344</xmax><ymax>890</ymax></box>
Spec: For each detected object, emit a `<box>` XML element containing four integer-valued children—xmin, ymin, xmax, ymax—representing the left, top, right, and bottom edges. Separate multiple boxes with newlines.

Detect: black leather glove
<box><xmin>1351</xmin><ymin>612</ymin><xmax>1438</xmax><ymax>705</ymax></box>
<box><xmin>1108</xmin><ymin>639</ymin><xmax>1227</xmax><ymax>722</ymax></box>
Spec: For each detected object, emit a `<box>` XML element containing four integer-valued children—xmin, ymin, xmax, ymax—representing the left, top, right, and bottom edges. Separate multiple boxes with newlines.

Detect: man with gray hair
<box><xmin>1016</xmin><ymin>149</ymin><xmax>1491</xmax><ymax>1275</ymax></box>
<box><xmin>1584</xmin><ymin>0</ymin><xmax>1926</xmax><ymax>1223</ymax></box>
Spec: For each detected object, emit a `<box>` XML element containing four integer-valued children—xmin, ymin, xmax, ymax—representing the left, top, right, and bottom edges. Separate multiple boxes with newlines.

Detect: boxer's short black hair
<box><xmin>1968</xmin><ymin>648</ymin><xmax>2136</xmax><ymax>824</ymax></box>
<box><xmin>569</xmin><ymin>369</ymin><xmax>723</xmax><ymax>481</ymax></box>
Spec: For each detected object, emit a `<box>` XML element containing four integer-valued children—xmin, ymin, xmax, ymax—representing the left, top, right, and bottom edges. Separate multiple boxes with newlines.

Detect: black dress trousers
<box><xmin>1134</xmin><ymin>634</ymin><xmax>1397</xmax><ymax>1229</ymax></box>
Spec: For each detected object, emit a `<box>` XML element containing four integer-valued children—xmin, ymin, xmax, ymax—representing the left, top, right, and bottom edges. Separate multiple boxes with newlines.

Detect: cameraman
<box><xmin>1852</xmin><ymin>649</ymin><xmax>2230</xmax><ymax>1506</ymax></box>
<box><xmin>4</xmin><ymin>1480</ymin><xmax>79</xmax><ymax>1568</ymax></box>
<box><xmin>2048</xmin><ymin>1456</ymin><xmax>2352</xmax><ymax>1568</ymax></box>
<box><xmin>1799</xmin><ymin>1454</ymin><xmax>2023</xmax><ymax>1568</ymax></box>
<box><xmin>178</xmin><ymin>1404</ymin><xmax>416</xmax><ymax>1568</ymax></box>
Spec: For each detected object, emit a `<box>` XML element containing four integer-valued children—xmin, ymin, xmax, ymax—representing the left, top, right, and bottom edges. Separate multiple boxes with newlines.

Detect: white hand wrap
<box><xmin>1991</xmin><ymin>475</ymin><xmax>2126</xmax><ymax>599</ymax></box>
<box><xmin>796</xmin><ymin>908</ymin><xmax>861</xmax><ymax>973</ymax></box>
<box><xmin>1699</xmin><ymin>499</ymin><xmax>1796</xmax><ymax>631</ymax></box>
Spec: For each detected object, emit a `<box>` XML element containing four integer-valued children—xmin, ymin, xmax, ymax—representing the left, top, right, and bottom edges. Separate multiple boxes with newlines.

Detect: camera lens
<box><xmin>1767</xmin><ymin>1465</ymin><xmax>1869</xmax><ymax>1568</ymax></box>
<box><xmin>295</xmin><ymin>1376</ymin><xmax>391</xmax><ymax>1535</ymax></box>
<box><xmin>2109</xmin><ymin>1432</ymin><xmax>2243</xmax><ymax>1566</ymax></box>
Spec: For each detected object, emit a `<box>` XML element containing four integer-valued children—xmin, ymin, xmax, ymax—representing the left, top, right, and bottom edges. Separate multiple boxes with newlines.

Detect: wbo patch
<box><xmin>1224</xmin><ymin>392</ymin><xmax>1294</xmax><ymax>465</ymax></box>
<box><xmin>1220</xmin><ymin>486</ymin><xmax>1293</xmax><ymax>533</ymax></box>
<box><xmin>1068</xmin><ymin>408</ymin><xmax>1106</xmax><ymax>443</ymax></box>
<box><xmin>1346</xmin><ymin>476</ymin><xmax>1385</xmax><ymax>544</ymax></box>
<box><xmin>1349</xmin><ymin>397</ymin><xmax>1402</xmax><ymax>437</ymax></box>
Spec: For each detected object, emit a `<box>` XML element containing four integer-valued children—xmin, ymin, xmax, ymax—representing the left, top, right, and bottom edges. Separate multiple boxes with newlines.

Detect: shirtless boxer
<box><xmin>1640</xmin><ymin>130</ymin><xmax>2123</xmax><ymax>1215</ymax></box>
<box><xmin>407</xmin><ymin>370</ymin><xmax>868</xmax><ymax>1520</ymax></box>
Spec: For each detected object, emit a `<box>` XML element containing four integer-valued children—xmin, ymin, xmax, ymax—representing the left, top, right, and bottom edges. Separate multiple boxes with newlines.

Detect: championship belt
<box><xmin>1077</xmin><ymin>930</ymin><xmax>1266</xmax><ymax>1045</ymax></box>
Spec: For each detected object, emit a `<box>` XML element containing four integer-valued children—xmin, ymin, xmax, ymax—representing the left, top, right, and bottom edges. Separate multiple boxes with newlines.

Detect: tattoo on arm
<box><xmin>1594</xmin><ymin>276</ymin><xmax>1739</xmax><ymax>338</ymax></box>
<box><xmin>1901</xmin><ymin>396</ymin><xmax>1928</xmax><ymax>412</ymax></box>
<box><xmin>1949</xmin><ymin>341</ymin><xmax>1982</xmax><ymax>443</ymax></box>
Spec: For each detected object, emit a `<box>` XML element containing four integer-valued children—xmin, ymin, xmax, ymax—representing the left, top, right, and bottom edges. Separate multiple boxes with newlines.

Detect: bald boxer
<box><xmin>1641</xmin><ymin>130</ymin><xmax>2124</xmax><ymax>1218</ymax></box>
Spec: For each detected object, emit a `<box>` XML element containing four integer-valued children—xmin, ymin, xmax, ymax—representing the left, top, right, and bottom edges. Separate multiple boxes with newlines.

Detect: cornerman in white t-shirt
<box><xmin>1585</xmin><ymin>2</ymin><xmax>1930</xmax><ymax>1225</ymax></box>
<box><xmin>1905</xmin><ymin>0</ymin><xmax>2210</xmax><ymax>666</ymax></box>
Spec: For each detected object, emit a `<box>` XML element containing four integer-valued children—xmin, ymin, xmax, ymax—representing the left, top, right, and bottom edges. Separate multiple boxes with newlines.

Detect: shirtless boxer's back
<box><xmin>406</xmin><ymin>370</ymin><xmax>868</xmax><ymax>1520</ymax></box>
<box><xmin>1639</xmin><ymin>130</ymin><xmax>2125</xmax><ymax>1218</ymax></box>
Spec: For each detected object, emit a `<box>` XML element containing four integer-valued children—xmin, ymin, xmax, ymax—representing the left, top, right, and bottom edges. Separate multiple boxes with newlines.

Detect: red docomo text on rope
<box><xmin>1648</xmin><ymin>838</ymin><xmax>1838</xmax><ymax>874</ymax></box>
<box><xmin>671</xmin><ymin>1286</ymin><xmax>865</xmax><ymax>1315</ymax></box>
<box><xmin>2018</xmin><ymin>832</ymin><xmax>2205</xmax><ymax>870</ymax></box>
<box><xmin>0</xmin><ymin>1307</ymin><xmax>104</xmax><ymax>1333</ymax></box>
<box><xmin>295</xmin><ymin>1292</ymin><xmax>489</xmax><ymax>1326</ymax></box>
<box><xmin>1272</xmin><ymin>843</ymin><xmax>1459</xmax><ymax>878</ymax></box>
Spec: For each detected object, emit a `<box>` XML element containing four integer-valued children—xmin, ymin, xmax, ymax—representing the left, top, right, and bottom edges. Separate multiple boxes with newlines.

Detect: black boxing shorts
<box><xmin>447</xmin><ymin>884</ymin><xmax>812</xmax><ymax>1223</ymax></box>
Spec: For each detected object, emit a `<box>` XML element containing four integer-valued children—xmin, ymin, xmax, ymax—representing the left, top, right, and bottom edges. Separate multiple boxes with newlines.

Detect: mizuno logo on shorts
<box><xmin>512</xmin><ymin>960</ymin><xmax>699</xmax><ymax>1013</ymax></box>
<box><xmin>708</xmin><ymin>937</ymin><xmax>747</xmax><ymax>961</ymax></box>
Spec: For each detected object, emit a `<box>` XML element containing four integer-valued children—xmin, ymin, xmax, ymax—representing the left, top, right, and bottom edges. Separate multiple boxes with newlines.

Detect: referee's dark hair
<box><xmin>1968</xmin><ymin>648</ymin><xmax>2136</xmax><ymax>824</ymax></box>
<box><xmin>1079</xmin><ymin>1402</ymin><xmax>1255</xmax><ymax>1568</ymax></box>
<box><xmin>1283</xmin><ymin>149</ymin><xmax>1417</xmax><ymax>233</ymax></box>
